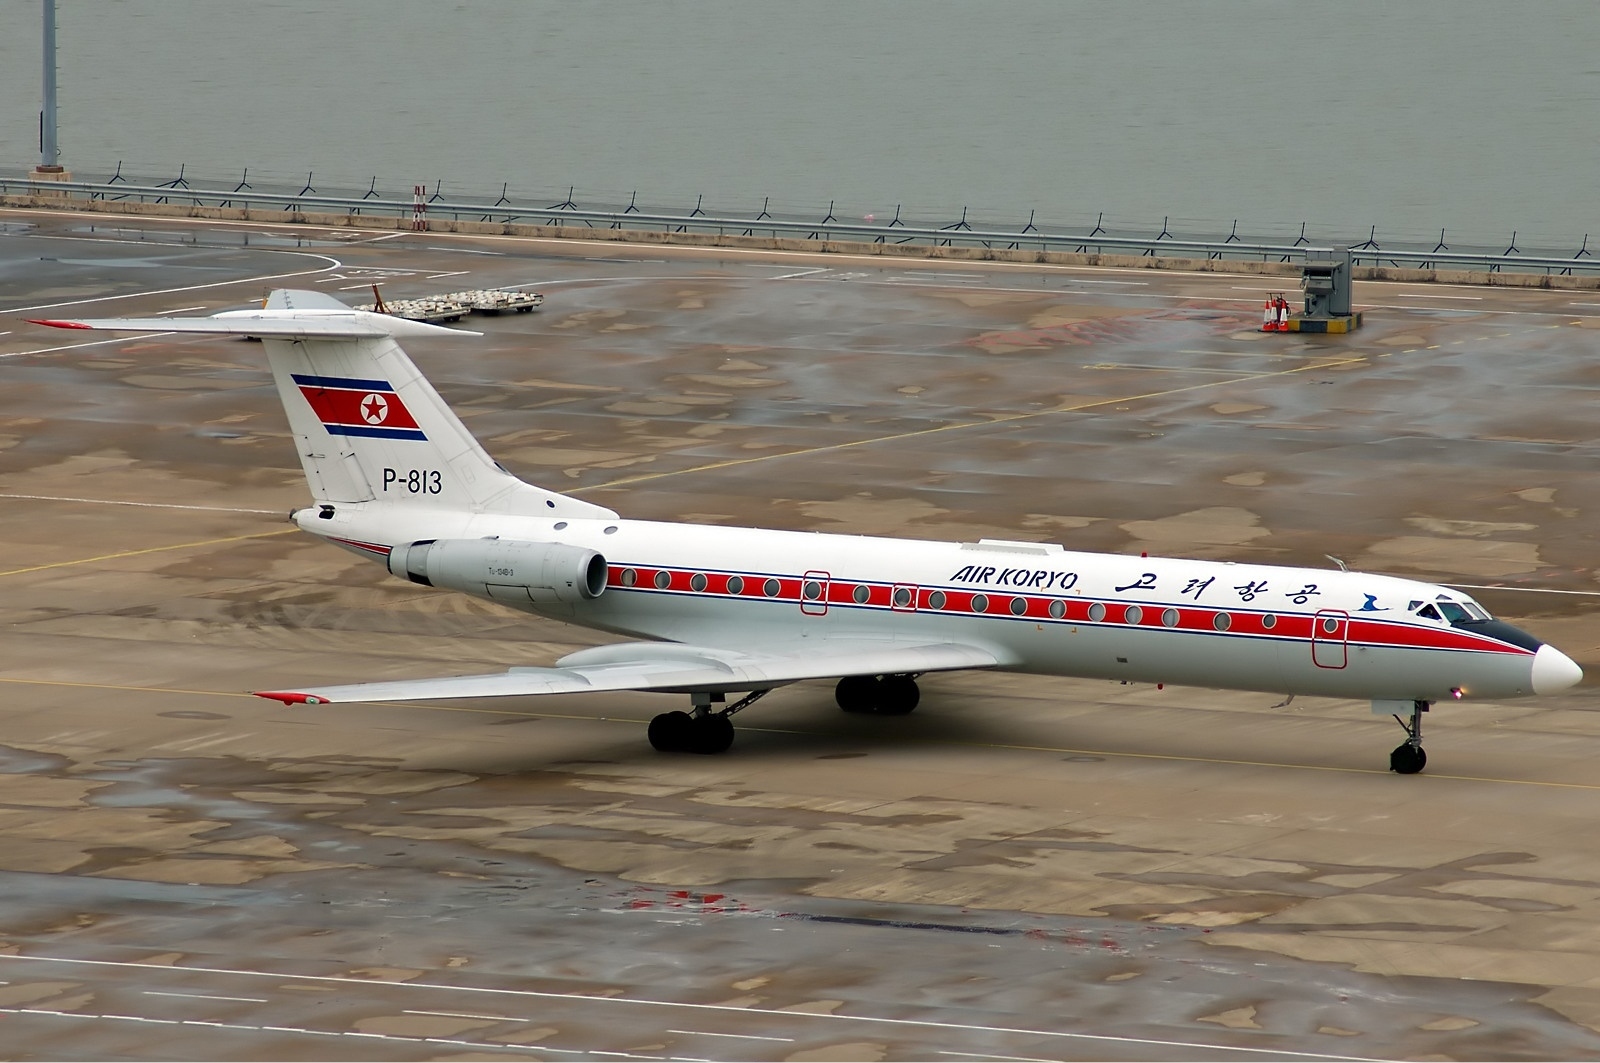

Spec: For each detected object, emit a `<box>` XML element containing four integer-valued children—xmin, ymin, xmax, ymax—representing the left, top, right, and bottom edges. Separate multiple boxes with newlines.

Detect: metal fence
<box><xmin>5</xmin><ymin>172</ymin><xmax>1598</xmax><ymax>278</ymax></box>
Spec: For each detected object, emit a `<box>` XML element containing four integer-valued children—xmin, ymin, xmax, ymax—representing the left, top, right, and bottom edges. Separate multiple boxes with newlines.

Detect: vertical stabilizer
<box><xmin>29</xmin><ymin>291</ymin><xmax>617</xmax><ymax>520</ymax></box>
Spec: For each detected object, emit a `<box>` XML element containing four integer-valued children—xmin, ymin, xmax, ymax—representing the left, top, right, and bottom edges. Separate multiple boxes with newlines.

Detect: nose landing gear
<box><xmin>1389</xmin><ymin>699</ymin><xmax>1429</xmax><ymax>774</ymax></box>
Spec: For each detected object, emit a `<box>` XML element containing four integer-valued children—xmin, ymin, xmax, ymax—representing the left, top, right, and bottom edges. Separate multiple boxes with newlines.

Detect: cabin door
<box><xmin>1312</xmin><ymin>609</ymin><xmax>1349</xmax><ymax>669</ymax></box>
<box><xmin>801</xmin><ymin>570</ymin><xmax>830</xmax><ymax>616</ymax></box>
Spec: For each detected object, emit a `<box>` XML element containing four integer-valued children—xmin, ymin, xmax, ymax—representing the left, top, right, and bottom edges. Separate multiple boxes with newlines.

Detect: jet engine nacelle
<box><xmin>388</xmin><ymin>538</ymin><xmax>607</xmax><ymax>604</ymax></box>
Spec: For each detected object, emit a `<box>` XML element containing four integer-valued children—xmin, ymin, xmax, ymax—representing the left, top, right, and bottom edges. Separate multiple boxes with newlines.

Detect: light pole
<box><xmin>33</xmin><ymin>0</ymin><xmax>69</xmax><ymax>181</ymax></box>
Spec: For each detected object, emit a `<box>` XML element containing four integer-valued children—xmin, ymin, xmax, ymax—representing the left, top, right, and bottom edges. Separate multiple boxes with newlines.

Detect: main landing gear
<box><xmin>835</xmin><ymin>674</ymin><xmax>921</xmax><ymax>715</ymax></box>
<box><xmin>1389</xmin><ymin>699</ymin><xmax>1429</xmax><ymax>775</ymax></box>
<box><xmin>648</xmin><ymin>689</ymin><xmax>770</xmax><ymax>755</ymax></box>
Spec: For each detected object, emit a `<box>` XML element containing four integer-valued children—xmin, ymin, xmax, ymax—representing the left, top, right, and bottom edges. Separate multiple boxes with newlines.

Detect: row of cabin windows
<box><xmin>611</xmin><ymin>569</ymin><xmax>1313</xmax><ymax>631</ymax></box>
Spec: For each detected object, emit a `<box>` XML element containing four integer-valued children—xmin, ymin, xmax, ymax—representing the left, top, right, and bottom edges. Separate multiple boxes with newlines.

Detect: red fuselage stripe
<box><xmin>603</xmin><ymin>564</ymin><xmax>1532</xmax><ymax>658</ymax></box>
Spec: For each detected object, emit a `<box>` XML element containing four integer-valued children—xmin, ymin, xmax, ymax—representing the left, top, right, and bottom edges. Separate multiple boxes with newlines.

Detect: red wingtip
<box><xmin>254</xmin><ymin>690</ymin><xmax>324</xmax><ymax>705</ymax></box>
<box><xmin>27</xmin><ymin>319</ymin><xmax>93</xmax><ymax>330</ymax></box>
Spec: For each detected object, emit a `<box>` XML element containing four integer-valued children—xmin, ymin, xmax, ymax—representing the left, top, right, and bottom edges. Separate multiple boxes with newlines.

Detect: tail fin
<box><xmin>29</xmin><ymin>290</ymin><xmax>617</xmax><ymax>520</ymax></box>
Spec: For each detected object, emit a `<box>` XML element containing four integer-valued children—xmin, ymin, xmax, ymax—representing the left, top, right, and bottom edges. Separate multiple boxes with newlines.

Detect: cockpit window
<box><xmin>1416</xmin><ymin>604</ymin><xmax>1442</xmax><ymax>621</ymax></box>
<box><xmin>1427</xmin><ymin>593</ymin><xmax>1493</xmax><ymax>624</ymax></box>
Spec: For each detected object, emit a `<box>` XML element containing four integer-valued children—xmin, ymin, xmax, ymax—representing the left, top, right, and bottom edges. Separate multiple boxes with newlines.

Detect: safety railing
<box><xmin>5</xmin><ymin>175</ymin><xmax>1598</xmax><ymax>277</ymax></box>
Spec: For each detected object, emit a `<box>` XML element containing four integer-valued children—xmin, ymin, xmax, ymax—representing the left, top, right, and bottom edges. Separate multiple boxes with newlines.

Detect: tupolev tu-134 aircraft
<box><xmin>32</xmin><ymin>290</ymin><xmax>1583</xmax><ymax>774</ymax></box>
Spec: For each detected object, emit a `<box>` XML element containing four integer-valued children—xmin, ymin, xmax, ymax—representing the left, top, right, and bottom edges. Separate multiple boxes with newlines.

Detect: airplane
<box><xmin>29</xmin><ymin>290</ymin><xmax>1583</xmax><ymax>774</ymax></box>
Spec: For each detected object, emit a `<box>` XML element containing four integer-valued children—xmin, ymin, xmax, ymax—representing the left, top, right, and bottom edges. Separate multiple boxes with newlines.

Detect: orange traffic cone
<box><xmin>1261</xmin><ymin>299</ymin><xmax>1275</xmax><ymax>332</ymax></box>
<box><xmin>1275</xmin><ymin>296</ymin><xmax>1291</xmax><ymax>331</ymax></box>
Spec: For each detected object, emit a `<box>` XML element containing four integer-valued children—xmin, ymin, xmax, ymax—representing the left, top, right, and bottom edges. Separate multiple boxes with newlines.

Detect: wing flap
<box><xmin>254</xmin><ymin>639</ymin><xmax>1004</xmax><ymax>706</ymax></box>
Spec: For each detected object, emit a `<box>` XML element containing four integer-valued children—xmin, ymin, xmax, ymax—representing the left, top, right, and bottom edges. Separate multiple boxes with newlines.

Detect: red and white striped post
<box><xmin>412</xmin><ymin>184</ymin><xmax>428</xmax><ymax>232</ymax></box>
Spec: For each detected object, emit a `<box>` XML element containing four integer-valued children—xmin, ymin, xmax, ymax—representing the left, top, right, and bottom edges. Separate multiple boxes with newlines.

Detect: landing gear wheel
<box><xmin>648</xmin><ymin>710</ymin><xmax>695</xmax><ymax>752</ymax></box>
<box><xmin>689</xmin><ymin>714</ymin><xmax>735</xmax><ymax>755</ymax></box>
<box><xmin>876</xmin><ymin>676</ymin><xmax>920</xmax><ymax>715</ymax></box>
<box><xmin>1390</xmin><ymin>742</ymin><xmax>1427</xmax><ymax>775</ymax></box>
<box><xmin>835</xmin><ymin>675</ymin><xmax>879</xmax><ymax>714</ymax></box>
<box><xmin>1388</xmin><ymin>698</ymin><xmax>1430</xmax><ymax>775</ymax></box>
<box><xmin>649</xmin><ymin>711</ymin><xmax>734</xmax><ymax>754</ymax></box>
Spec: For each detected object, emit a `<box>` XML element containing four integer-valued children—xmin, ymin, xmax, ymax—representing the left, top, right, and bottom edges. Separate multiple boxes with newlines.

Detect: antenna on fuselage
<box><xmin>1325</xmin><ymin>554</ymin><xmax>1348</xmax><ymax>571</ymax></box>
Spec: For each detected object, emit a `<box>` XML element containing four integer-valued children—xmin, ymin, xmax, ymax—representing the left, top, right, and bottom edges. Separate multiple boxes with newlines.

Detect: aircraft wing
<box><xmin>254</xmin><ymin>638</ymin><xmax>1005</xmax><ymax>705</ymax></box>
<box><xmin>29</xmin><ymin>311</ymin><xmax>478</xmax><ymax>339</ymax></box>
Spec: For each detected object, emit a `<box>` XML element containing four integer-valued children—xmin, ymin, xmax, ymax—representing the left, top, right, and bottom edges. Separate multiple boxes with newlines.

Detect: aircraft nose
<box><xmin>1532</xmin><ymin>644</ymin><xmax>1584</xmax><ymax>695</ymax></box>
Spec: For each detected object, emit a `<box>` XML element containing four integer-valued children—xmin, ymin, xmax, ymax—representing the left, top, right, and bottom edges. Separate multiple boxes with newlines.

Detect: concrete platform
<box><xmin>3</xmin><ymin>208</ymin><xmax>1600</xmax><ymax>1059</ymax></box>
<box><xmin>1289</xmin><ymin>312</ymin><xmax>1364</xmax><ymax>333</ymax></box>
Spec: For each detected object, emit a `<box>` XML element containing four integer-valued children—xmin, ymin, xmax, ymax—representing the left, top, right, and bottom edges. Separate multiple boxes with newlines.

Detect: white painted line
<box><xmin>1366</xmin><ymin>305</ymin><xmax>1482</xmax><ymax>315</ymax></box>
<box><xmin>1230</xmin><ymin>286</ymin><xmax>1284</xmax><ymax>292</ymax></box>
<box><xmin>404</xmin><ymin>1008</ymin><xmax>522</xmax><ymax>1021</ymax></box>
<box><xmin>425</xmin><ymin>270</ymin><xmax>471</xmax><ymax>280</ymax></box>
<box><xmin>0</xmin><ymin>331</ymin><xmax>11</xmax><ymax>338</ymax></box>
<box><xmin>337</xmin><ymin>283</ymin><xmax>382</xmax><ymax>290</ymax></box>
<box><xmin>0</xmin><ymin>332</ymin><xmax>175</xmax><ymax>360</ymax></box>
<box><xmin>668</xmin><ymin>1029</ymin><xmax>794</xmax><ymax>1042</ymax></box>
<box><xmin>883</xmin><ymin>280</ymin><xmax>1098</xmax><ymax>296</ymax></box>
<box><xmin>3</xmin><ymin>254</ymin><xmax>341</xmax><ymax>313</ymax></box>
<box><xmin>345</xmin><ymin>1031</ymin><xmax>420</xmax><ymax>1040</ymax></box>
<box><xmin>768</xmin><ymin>267</ymin><xmax>830</xmax><ymax>280</ymax></box>
<box><xmin>938</xmin><ymin>1053</ymin><xmax>1058</xmax><ymax>1063</ymax></box>
<box><xmin>362</xmin><ymin>232</ymin><xmax>410</xmax><ymax>243</ymax></box>
<box><xmin>519</xmin><ymin>271</ymin><xmax>1220</xmax><ymax>304</ymax></box>
<box><xmin>164</xmin><ymin>305</ymin><xmax>208</xmax><ymax>313</ymax></box>
<box><xmin>1569</xmin><ymin>302</ymin><xmax>1600</xmax><ymax>307</ymax></box>
<box><xmin>423</xmin><ymin>246</ymin><xmax>506</xmax><ymax>256</ymax></box>
<box><xmin>145</xmin><ymin>990</ymin><xmax>268</xmax><ymax>1003</ymax></box>
<box><xmin>0</xmin><ymin>493</ymin><xmax>280</xmax><ymax>515</ymax></box>
<box><xmin>1397</xmin><ymin>293</ymin><xmax>1482</xmax><ymax>300</ymax></box>
<box><xmin>0</xmin><ymin>954</ymin><xmax>1381</xmax><ymax>1061</ymax></box>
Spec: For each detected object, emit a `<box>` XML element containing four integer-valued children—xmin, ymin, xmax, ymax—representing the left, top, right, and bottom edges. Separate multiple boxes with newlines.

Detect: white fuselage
<box><xmin>308</xmin><ymin>503</ymin><xmax>1560</xmax><ymax>704</ymax></box>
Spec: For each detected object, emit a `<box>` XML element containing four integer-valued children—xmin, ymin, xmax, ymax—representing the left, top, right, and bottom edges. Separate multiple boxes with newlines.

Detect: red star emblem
<box><xmin>360</xmin><ymin>393</ymin><xmax>389</xmax><ymax>424</ymax></box>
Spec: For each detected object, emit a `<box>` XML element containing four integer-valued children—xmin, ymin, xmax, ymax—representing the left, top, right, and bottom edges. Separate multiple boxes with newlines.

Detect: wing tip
<box><xmin>254</xmin><ymin>690</ymin><xmax>325</xmax><ymax>705</ymax></box>
<box><xmin>27</xmin><ymin>319</ymin><xmax>92</xmax><ymax>330</ymax></box>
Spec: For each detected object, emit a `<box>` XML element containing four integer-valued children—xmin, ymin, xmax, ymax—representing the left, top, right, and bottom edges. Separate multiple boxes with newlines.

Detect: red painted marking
<box><xmin>254</xmin><ymin>691</ymin><xmax>320</xmax><ymax>705</ymax></box>
<box><xmin>328</xmin><ymin>536</ymin><xmax>393</xmax><ymax>557</ymax></box>
<box><xmin>27</xmin><ymin>318</ymin><xmax>93</xmax><ymax>329</ymax></box>
<box><xmin>297</xmin><ymin>385</ymin><xmax>420</xmax><ymax>430</ymax></box>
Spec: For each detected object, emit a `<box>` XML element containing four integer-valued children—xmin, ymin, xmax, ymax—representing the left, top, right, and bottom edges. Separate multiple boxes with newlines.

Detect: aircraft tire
<box><xmin>1389</xmin><ymin>742</ymin><xmax>1426</xmax><ymax>775</ymax></box>
<box><xmin>876</xmin><ymin>676</ymin><xmax>920</xmax><ymax>716</ymax></box>
<box><xmin>648</xmin><ymin>710</ymin><xmax>696</xmax><ymax>752</ymax></box>
<box><xmin>835</xmin><ymin>675</ymin><xmax>880</xmax><ymax>713</ymax></box>
<box><xmin>690</xmin><ymin>714</ymin><xmax>735</xmax><ymax>755</ymax></box>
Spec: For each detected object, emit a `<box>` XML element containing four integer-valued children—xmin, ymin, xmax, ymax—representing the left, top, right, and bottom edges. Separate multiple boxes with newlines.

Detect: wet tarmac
<box><xmin>3</xmin><ymin>208</ymin><xmax>1600</xmax><ymax>1060</ymax></box>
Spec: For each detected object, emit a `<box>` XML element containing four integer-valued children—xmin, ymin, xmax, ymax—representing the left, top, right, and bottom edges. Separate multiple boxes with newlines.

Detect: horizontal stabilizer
<box><xmin>30</xmin><ymin>308</ymin><xmax>479</xmax><ymax>340</ymax></box>
<box><xmin>255</xmin><ymin>639</ymin><xmax>1005</xmax><ymax>705</ymax></box>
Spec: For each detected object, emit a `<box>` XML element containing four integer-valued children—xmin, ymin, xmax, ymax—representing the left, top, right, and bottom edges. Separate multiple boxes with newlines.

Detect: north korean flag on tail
<box><xmin>292</xmin><ymin>374</ymin><xmax>427</xmax><ymax>441</ymax></box>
